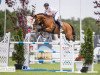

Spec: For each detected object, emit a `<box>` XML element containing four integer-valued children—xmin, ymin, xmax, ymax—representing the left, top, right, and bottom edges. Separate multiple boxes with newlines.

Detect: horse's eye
<box><xmin>35</xmin><ymin>18</ymin><xmax>38</xmax><ymax>21</ymax></box>
<box><xmin>37</xmin><ymin>18</ymin><xmax>40</xmax><ymax>21</ymax></box>
<box><xmin>34</xmin><ymin>15</ymin><xmax>37</xmax><ymax>18</ymax></box>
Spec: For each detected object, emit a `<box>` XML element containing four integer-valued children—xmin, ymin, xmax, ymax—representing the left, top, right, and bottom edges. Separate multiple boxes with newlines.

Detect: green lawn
<box><xmin>0</xmin><ymin>58</ymin><xmax>100</xmax><ymax>75</ymax></box>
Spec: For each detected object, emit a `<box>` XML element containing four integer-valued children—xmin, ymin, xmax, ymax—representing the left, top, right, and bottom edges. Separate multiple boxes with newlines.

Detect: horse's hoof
<box><xmin>58</xmin><ymin>35</ymin><xmax>60</xmax><ymax>38</ymax></box>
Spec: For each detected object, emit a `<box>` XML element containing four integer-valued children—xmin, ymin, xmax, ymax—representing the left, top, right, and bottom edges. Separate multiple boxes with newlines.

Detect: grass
<box><xmin>0</xmin><ymin>58</ymin><xmax>100</xmax><ymax>75</ymax></box>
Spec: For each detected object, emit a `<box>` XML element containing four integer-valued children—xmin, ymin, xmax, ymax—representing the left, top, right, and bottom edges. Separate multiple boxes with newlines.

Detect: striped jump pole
<box><xmin>10</xmin><ymin>41</ymin><xmax>58</xmax><ymax>45</ymax></box>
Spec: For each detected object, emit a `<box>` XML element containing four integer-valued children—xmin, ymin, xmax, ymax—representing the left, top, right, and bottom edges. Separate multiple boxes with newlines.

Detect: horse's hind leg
<box><xmin>65</xmin><ymin>33</ymin><xmax>73</xmax><ymax>41</ymax></box>
<box><xmin>58</xmin><ymin>34</ymin><xmax>60</xmax><ymax>38</ymax></box>
<box><xmin>62</xmin><ymin>27</ymin><xmax>71</xmax><ymax>41</ymax></box>
<box><xmin>65</xmin><ymin>34</ymin><xmax>69</xmax><ymax>41</ymax></box>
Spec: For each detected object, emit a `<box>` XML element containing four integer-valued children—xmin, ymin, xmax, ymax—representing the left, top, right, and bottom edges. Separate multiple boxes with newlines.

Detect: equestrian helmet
<box><xmin>44</xmin><ymin>3</ymin><xmax>49</xmax><ymax>6</ymax></box>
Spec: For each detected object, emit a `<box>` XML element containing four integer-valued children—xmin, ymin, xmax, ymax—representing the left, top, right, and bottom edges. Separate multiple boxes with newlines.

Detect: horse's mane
<box><xmin>36</xmin><ymin>13</ymin><xmax>53</xmax><ymax>18</ymax></box>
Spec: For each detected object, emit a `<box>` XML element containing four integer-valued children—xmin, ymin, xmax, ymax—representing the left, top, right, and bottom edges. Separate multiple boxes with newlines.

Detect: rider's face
<box><xmin>44</xmin><ymin>6</ymin><xmax>48</xmax><ymax>10</ymax></box>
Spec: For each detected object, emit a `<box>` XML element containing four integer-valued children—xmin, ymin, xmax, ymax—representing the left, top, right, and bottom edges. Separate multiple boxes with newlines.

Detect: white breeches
<box><xmin>54</xmin><ymin>12</ymin><xmax>60</xmax><ymax>21</ymax></box>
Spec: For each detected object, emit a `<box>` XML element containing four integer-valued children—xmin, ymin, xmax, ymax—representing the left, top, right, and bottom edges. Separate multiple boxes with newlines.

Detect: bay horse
<box><xmin>33</xmin><ymin>13</ymin><xmax>75</xmax><ymax>41</ymax></box>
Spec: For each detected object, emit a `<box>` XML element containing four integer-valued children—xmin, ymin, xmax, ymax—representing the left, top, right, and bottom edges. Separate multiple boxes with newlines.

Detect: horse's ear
<box><xmin>33</xmin><ymin>15</ymin><xmax>37</xmax><ymax>19</ymax></box>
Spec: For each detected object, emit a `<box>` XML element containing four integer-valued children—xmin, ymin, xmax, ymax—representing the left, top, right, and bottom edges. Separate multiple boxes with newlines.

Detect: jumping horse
<box><xmin>33</xmin><ymin>13</ymin><xmax>75</xmax><ymax>41</ymax></box>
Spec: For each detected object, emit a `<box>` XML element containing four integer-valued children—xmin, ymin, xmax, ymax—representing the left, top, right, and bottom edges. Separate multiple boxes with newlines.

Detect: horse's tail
<box><xmin>69</xmin><ymin>24</ymin><xmax>75</xmax><ymax>41</ymax></box>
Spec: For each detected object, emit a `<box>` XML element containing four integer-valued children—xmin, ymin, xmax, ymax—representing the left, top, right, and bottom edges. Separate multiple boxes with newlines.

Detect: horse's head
<box><xmin>33</xmin><ymin>13</ymin><xmax>45</xmax><ymax>25</ymax></box>
<box><xmin>32</xmin><ymin>13</ymin><xmax>46</xmax><ymax>32</ymax></box>
<box><xmin>33</xmin><ymin>13</ymin><xmax>55</xmax><ymax>32</ymax></box>
<box><xmin>33</xmin><ymin>13</ymin><xmax>53</xmax><ymax>25</ymax></box>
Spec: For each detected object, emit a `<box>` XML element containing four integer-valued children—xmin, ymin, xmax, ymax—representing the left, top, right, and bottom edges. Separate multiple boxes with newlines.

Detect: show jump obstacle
<box><xmin>0</xmin><ymin>32</ymin><xmax>15</xmax><ymax>72</ymax></box>
<box><xmin>22</xmin><ymin>32</ymin><xmax>74</xmax><ymax>72</ymax></box>
<box><xmin>0</xmin><ymin>32</ymin><xmax>96</xmax><ymax>73</ymax></box>
<box><xmin>0</xmin><ymin>32</ymin><xmax>74</xmax><ymax>72</ymax></box>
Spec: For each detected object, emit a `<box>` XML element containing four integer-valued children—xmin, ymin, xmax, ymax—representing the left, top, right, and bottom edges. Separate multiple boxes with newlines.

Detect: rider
<box><xmin>43</xmin><ymin>3</ymin><xmax>61</xmax><ymax>28</ymax></box>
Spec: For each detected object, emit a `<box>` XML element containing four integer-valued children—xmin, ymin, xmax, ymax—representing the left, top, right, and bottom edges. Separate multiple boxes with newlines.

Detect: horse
<box><xmin>33</xmin><ymin>13</ymin><xmax>75</xmax><ymax>41</ymax></box>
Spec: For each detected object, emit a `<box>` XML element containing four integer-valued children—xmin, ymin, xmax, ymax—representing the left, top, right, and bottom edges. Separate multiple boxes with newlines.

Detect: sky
<box><xmin>0</xmin><ymin>0</ymin><xmax>96</xmax><ymax>19</ymax></box>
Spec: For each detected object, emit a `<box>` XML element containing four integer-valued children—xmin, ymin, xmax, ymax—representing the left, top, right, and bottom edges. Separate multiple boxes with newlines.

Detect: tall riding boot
<box><xmin>55</xmin><ymin>20</ymin><xmax>61</xmax><ymax>28</ymax></box>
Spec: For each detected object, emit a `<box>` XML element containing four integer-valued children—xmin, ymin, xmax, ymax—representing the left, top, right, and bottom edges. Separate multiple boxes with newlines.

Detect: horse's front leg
<box><xmin>38</xmin><ymin>26</ymin><xmax>46</xmax><ymax>32</ymax></box>
<box><xmin>38</xmin><ymin>28</ymin><xmax>42</xmax><ymax>32</ymax></box>
<box><xmin>44</xmin><ymin>28</ymin><xmax>53</xmax><ymax>33</ymax></box>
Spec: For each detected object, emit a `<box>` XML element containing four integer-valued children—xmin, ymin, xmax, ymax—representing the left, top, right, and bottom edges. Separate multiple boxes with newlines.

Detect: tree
<box><xmin>12</xmin><ymin>28</ymin><xmax>25</xmax><ymax>69</ymax></box>
<box><xmin>80</xmin><ymin>27</ymin><xmax>94</xmax><ymax>65</ymax></box>
<box><xmin>82</xmin><ymin>17</ymin><xmax>98</xmax><ymax>34</ymax></box>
